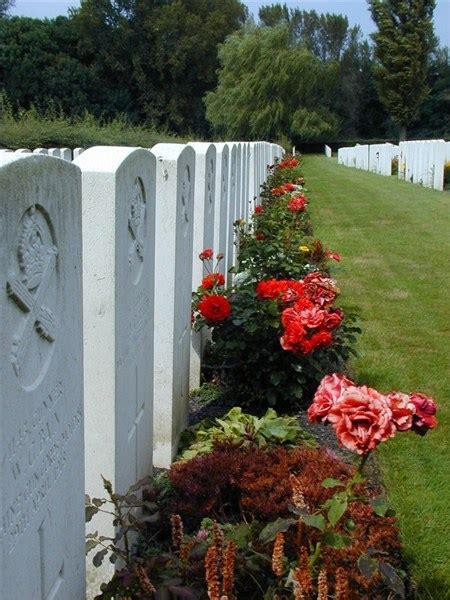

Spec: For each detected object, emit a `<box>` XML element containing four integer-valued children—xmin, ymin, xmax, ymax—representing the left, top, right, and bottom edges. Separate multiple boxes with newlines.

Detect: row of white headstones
<box><xmin>0</xmin><ymin>141</ymin><xmax>283</xmax><ymax>600</ymax></box>
<box><xmin>336</xmin><ymin>140</ymin><xmax>450</xmax><ymax>191</ymax></box>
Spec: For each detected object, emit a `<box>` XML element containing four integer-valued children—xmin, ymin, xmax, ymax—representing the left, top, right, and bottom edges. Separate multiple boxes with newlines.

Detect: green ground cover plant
<box><xmin>0</xmin><ymin>95</ymin><xmax>184</xmax><ymax>149</ymax></box>
<box><xmin>303</xmin><ymin>154</ymin><xmax>449</xmax><ymax>599</ymax></box>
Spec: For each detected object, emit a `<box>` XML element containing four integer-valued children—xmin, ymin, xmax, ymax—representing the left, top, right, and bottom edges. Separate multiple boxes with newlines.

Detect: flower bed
<box><xmin>87</xmin><ymin>154</ymin><xmax>438</xmax><ymax>600</ymax></box>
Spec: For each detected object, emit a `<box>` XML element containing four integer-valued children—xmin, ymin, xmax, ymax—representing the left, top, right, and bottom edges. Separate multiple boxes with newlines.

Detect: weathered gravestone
<box><xmin>0</xmin><ymin>153</ymin><xmax>85</xmax><ymax>599</ymax></box>
<box><xmin>213</xmin><ymin>143</ymin><xmax>230</xmax><ymax>277</ymax></box>
<box><xmin>187</xmin><ymin>142</ymin><xmax>216</xmax><ymax>389</ymax></box>
<box><xmin>74</xmin><ymin>147</ymin><xmax>155</xmax><ymax>596</ymax></box>
<box><xmin>150</xmin><ymin>143</ymin><xmax>195</xmax><ymax>468</ymax></box>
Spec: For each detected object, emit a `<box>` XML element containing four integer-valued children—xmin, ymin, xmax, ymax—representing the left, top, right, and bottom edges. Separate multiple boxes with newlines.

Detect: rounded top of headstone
<box><xmin>150</xmin><ymin>143</ymin><xmax>195</xmax><ymax>162</ymax></box>
<box><xmin>0</xmin><ymin>152</ymin><xmax>80</xmax><ymax>175</ymax></box>
<box><xmin>73</xmin><ymin>146</ymin><xmax>154</xmax><ymax>173</ymax></box>
<box><xmin>187</xmin><ymin>142</ymin><xmax>216</xmax><ymax>157</ymax></box>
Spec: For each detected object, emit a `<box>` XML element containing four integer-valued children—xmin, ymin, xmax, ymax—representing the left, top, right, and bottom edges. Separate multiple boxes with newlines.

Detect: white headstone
<box><xmin>187</xmin><ymin>142</ymin><xmax>216</xmax><ymax>389</ymax></box>
<box><xmin>324</xmin><ymin>145</ymin><xmax>332</xmax><ymax>158</ymax></box>
<box><xmin>33</xmin><ymin>148</ymin><xmax>48</xmax><ymax>155</ymax></box>
<box><xmin>0</xmin><ymin>154</ymin><xmax>85</xmax><ymax>599</ymax></box>
<box><xmin>15</xmin><ymin>148</ymin><xmax>31</xmax><ymax>153</ymax></box>
<box><xmin>60</xmin><ymin>148</ymin><xmax>72</xmax><ymax>162</ymax></box>
<box><xmin>213</xmin><ymin>143</ymin><xmax>230</xmax><ymax>277</ymax></box>
<box><xmin>150</xmin><ymin>143</ymin><xmax>195</xmax><ymax>468</ymax></box>
<box><xmin>226</xmin><ymin>143</ymin><xmax>238</xmax><ymax>285</ymax></box>
<box><xmin>74</xmin><ymin>146</ymin><xmax>155</xmax><ymax>596</ymax></box>
<box><xmin>48</xmin><ymin>148</ymin><xmax>61</xmax><ymax>159</ymax></box>
<box><xmin>73</xmin><ymin>148</ymin><xmax>85</xmax><ymax>159</ymax></box>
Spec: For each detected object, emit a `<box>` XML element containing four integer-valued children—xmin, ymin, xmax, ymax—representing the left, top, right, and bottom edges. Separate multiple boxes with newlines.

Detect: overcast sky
<box><xmin>9</xmin><ymin>0</ymin><xmax>450</xmax><ymax>46</ymax></box>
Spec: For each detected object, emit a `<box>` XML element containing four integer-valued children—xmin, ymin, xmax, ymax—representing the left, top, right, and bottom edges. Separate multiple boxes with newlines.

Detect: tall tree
<box><xmin>72</xmin><ymin>0</ymin><xmax>248</xmax><ymax>133</ymax></box>
<box><xmin>0</xmin><ymin>0</ymin><xmax>14</xmax><ymax>17</ymax></box>
<box><xmin>369</xmin><ymin>0</ymin><xmax>436</xmax><ymax>140</ymax></box>
<box><xmin>205</xmin><ymin>25</ymin><xmax>339</xmax><ymax>140</ymax></box>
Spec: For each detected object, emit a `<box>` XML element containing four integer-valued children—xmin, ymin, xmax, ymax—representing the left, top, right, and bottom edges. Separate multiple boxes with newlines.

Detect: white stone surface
<box><xmin>74</xmin><ymin>146</ymin><xmax>155</xmax><ymax>596</ymax></box>
<box><xmin>187</xmin><ymin>142</ymin><xmax>216</xmax><ymax>389</ymax></box>
<box><xmin>150</xmin><ymin>143</ymin><xmax>195</xmax><ymax>468</ymax></box>
<box><xmin>33</xmin><ymin>148</ymin><xmax>48</xmax><ymax>155</ymax></box>
<box><xmin>15</xmin><ymin>148</ymin><xmax>32</xmax><ymax>153</ymax></box>
<box><xmin>213</xmin><ymin>143</ymin><xmax>230</xmax><ymax>277</ymax></box>
<box><xmin>73</xmin><ymin>148</ymin><xmax>85</xmax><ymax>159</ymax></box>
<box><xmin>226</xmin><ymin>143</ymin><xmax>238</xmax><ymax>285</ymax></box>
<box><xmin>324</xmin><ymin>145</ymin><xmax>332</xmax><ymax>158</ymax></box>
<box><xmin>0</xmin><ymin>154</ymin><xmax>85</xmax><ymax>599</ymax></box>
<box><xmin>60</xmin><ymin>148</ymin><xmax>72</xmax><ymax>162</ymax></box>
<box><xmin>48</xmin><ymin>148</ymin><xmax>61</xmax><ymax>159</ymax></box>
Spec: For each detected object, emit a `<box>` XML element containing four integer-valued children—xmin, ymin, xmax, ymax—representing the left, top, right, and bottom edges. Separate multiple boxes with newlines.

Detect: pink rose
<box><xmin>409</xmin><ymin>393</ymin><xmax>438</xmax><ymax>435</ymax></box>
<box><xmin>298</xmin><ymin>305</ymin><xmax>325</xmax><ymax>329</ymax></box>
<box><xmin>327</xmin><ymin>386</ymin><xmax>396</xmax><ymax>454</ymax></box>
<box><xmin>307</xmin><ymin>373</ymin><xmax>354</xmax><ymax>422</ymax></box>
<box><xmin>387</xmin><ymin>392</ymin><xmax>414</xmax><ymax>431</ymax></box>
<box><xmin>323</xmin><ymin>310</ymin><xmax>343</xmax><ymax>331</ymax></box>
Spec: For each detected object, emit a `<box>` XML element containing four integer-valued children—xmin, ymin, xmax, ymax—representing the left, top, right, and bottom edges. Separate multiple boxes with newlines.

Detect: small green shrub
<box><xmin>177</xmin><ymin>407</ymin><xmax>317</xmax><ymax>460</ymax></box>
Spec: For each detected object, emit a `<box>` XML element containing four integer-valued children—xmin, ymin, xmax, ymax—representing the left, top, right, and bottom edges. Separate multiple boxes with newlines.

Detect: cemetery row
<box><xmin>0</xmin><ymin>141</ymin><xmax>283</xmax><ymax>599</ymax></box>
<box><xmin>336</xmin><ymin>140</ymin><xmax>450</xmax><ymax>191</ymax></box>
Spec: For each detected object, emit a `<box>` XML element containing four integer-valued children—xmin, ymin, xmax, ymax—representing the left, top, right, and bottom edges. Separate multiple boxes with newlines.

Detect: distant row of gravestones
<box><xmin>0</xmin><ymin>141</ymin><xmax>284</xmax><ymax>599</ymax></box>
<box><xmin>335</xmin><ymin>140</ymin><xmax>450</xmax><ymax>191</ymax></box>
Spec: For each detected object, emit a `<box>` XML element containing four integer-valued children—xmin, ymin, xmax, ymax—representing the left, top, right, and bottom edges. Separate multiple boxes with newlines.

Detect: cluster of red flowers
<box><xmin>195</xmin><ymin>249</ymin><xmax>231</xmax><ymax>323</ymax></box>
<box><xmin>288</xmin><ymin>194</ymin><xmax>307</xmax><ymax>213</ymax></box>
<box><xmin>278</xmin><ymin>158</ymin><xmax>298</xmax><ymax>169</ymax></box>
<box><xmin>271</xmin><ymin>182</ymin><xmax>297</xmax><ymax>197</ymax></box>
<box><xmin>201</xmin><ymin>273</ymin><xmax>225</xmax><ymax>289</ymax></box>
<box><xmin>308</xmin><ymin>374</ymin><xmax>438</xmax><ymax>454</ymax></box>
<box><xmin>254</xmin><ymin>205</ymin><xmax>264</xmax><ymax>214</ymax></box>
<box><xmin>256</xmin><ymin>273</ymin><xmax>342</xmax><ymax>355</ymax></box>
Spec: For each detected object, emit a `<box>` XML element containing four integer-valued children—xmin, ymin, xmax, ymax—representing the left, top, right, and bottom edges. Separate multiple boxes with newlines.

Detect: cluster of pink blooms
<box><xmin>256</xmin><ymin>273</ymin><xmax>343</xmax><ymax>355</ymax></box>
<box><xmin>308</xmin><ymin>373</ymin><xmax>438</xmax><ymax>454</ymax></box>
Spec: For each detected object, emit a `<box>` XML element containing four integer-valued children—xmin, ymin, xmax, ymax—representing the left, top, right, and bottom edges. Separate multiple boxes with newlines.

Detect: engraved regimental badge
<box><xmin>7</xmin><ymin>205</ymin><xmax>58</xmax><ymax>389</ymax></box>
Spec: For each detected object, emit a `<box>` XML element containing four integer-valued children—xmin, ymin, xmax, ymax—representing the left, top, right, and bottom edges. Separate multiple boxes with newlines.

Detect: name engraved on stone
<box><xmin>117</xmin><ymin>289</ymin><xmax>151</xmax><ymax>370</ymax></box>
<box><xmin>0</xmin><ymin>381</ymin><xmax>82</xmax><ymax>553</ymax></box>
<box><xmin>207</xmin><ymin>159</ymin><xmax>214</xmax><ymax>206</ymax></box>
<box><xmin>180</xmin><ymin>166</ymin><xmax>191</xmax><ymax>235</ymax></box>
<box><xmin>6</xmin><ymin>205</ymin><xmax>58</xmax><ymax>389</ymax></box>
<box><xmin>128</xmin><ymin>177</ymin><xmax>147</xmax><ymax>285</ymax></box>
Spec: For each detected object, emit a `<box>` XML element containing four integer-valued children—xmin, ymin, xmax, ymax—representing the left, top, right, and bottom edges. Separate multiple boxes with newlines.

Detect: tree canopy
<box><xmin>0</xmin><ymin>0</ymin><xmax>14</xmax><ymax>18</ymax></box>
<box><xmin>205</xmin><ymin>25</ymin><xmax>340</xmax><ymax>140</ymax></box>
<box><xmin>369</xmin><ymin>0</ymin><xmax>436</xmax><ymax>139</ymax></box>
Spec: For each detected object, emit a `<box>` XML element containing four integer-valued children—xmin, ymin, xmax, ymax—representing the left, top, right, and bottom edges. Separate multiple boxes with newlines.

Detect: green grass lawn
<box><xmin>303</xmin><ymin>155</ymin><xmax>450</xmax><ymax>598</ymax></box>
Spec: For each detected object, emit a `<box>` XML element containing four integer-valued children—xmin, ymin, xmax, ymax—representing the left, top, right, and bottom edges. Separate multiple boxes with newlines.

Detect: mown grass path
<box><xmin>303</xmin><ymin>155</ymin><xmax>449</xmax><ymax>598</ymax></box>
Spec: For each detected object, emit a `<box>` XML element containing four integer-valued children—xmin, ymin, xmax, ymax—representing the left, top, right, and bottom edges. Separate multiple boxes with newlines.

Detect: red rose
<box><xmin>280</xmin><ymin>321</ymin><xmax>306</xmax><ymax>352</ymax></box>
<box><xmin>256</xmin><ymin>280</ymin><xmax>283</xmax><ymax>300</ymax></box>
<box><xmin>198</xmin><ymin>294</ymin><xmax>231</xmax><ymax>322</ymax></box>
<box><xmin>271</xmin><ymin>187</ymin><xmax>284</xmax><ymax>197</ymax></box>
<box><xmin>288</xmin><ymin>195</ymin><xmax>307</xmax><ymax>213</ymax></box>
<box><xmin>408</xmin><ymin>393</ymin><xmax>438</xmax><ymax>435</ymax></box>
<box><xmin>323</xmin><ymin>310</ymin><xmax>343</xmax><ymax>331</ymax></box>
<box><xmin>201</xmin><ymin>273</ymin><xmax>225</xmax><ymax>289</ymax></box>
<box><xmin>325</xmin><ymin>250</ymin><xmax>341</xmax><ymax>262</ymax></box>
<box><xmin>254</xmin><ymin>205</ymin><xmax>263</xmax><ymax>214</ymax></box>
<box><xmin>308</xmin><ymin>373</ymin><xmax>354</xmax><ymax>423</ymax></box>
<box><xmin>308</xmin><ymin>330</ymin><xmax>332</xmax><ymax>351</ymax></box>
<box><xmin>199</xmin><ymin>248</ymin><xmax>214</xmax><ymax>260</ymax></box>
<box><xmin>327</xmin><ymin>386</ymin><xmax>396</xmax><ymax>454</ymax></box>
<box><xmin>303</xmin><ymin>272</ymin><xmax>340</xmax><ymax>307</ymax></box>
<box><xmin>284</xmin><ymin>183</ymin><xmax>296</xmax><ymax>192</ymax></box>
<box><xmin>255</xmin><ymin>232</ymin><xmax>265</xmax><ymax>241</ymax></box>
